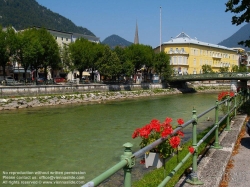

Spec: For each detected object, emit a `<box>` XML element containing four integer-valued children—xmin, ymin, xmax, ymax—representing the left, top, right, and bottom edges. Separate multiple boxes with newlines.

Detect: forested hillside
<box><xmin>218</xmin><ymin>23</ymin><xmax>250</xmax><ymax>50</ymax></box>
<box><xmin>102</xmin><ymin>34</ymin><xmax>133</xmax><ymax>49</ymax></box>
<box><xmin>0</xmin><ymin>0</ymin><xmax>95</xmax><ymax>36</ymax></box>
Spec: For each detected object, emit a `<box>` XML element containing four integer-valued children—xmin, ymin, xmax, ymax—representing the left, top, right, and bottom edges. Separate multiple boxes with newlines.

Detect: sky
<box><xmin>36</xmin><ymin>0</ymin><xmax>246</xmax><ymax>48</ymax></box>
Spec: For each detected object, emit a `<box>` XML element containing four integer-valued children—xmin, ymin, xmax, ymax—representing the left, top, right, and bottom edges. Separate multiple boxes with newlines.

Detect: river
<box><xmin>0</xmin><ymin>92</ymin><xmax>220</xmax><ymax>186</ymax></box>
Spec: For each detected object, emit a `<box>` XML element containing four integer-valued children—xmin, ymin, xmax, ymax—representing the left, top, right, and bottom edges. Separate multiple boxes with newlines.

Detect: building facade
<box><xmin>35</xmin><ymin>27</ymin><xmax>100</xmax><ymax>81</ymax></box>
<box><xmin>155</xmin><ymin>32</ymin><xmax>239</xmax><ymax>75</ymax></box>
<box><xmin>45</xmin><ymin>28</ymin><xmax>100</xmax><ymax>47</ymax></box>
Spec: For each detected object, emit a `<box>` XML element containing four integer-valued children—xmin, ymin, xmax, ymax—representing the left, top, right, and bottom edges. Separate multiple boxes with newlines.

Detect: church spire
<box><xmin>134</xmin><ymin>20</ymin><xmax>139</xmax><ymax>44</ymax></box>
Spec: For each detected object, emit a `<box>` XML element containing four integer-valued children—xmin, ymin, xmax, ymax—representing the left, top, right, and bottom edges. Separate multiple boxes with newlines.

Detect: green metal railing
<box><xmin>170</xmin><ymin>72</ymin><xmax>250</xmax><ymax>81</ymax></box>
<box><xmin>82</xmin><ymin>89</ymin><xmax>249</xmax><ymax>187</ymax></box>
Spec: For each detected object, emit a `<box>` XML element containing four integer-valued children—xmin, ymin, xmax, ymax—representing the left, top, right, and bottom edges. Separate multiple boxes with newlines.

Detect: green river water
<box><xmin>0</xmin><ymin>92</ymin><xmax>220</xmax><ymax>186</ymax></box>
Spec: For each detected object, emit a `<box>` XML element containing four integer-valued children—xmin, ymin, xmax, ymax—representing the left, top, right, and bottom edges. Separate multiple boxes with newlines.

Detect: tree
<box><xmin>219</xmin><ymin>66</ymin><xmax>229</xmax><ymax>73</ymax></box>
<box><xmin>96</xmin><ymin>46</ymin><xmax>122</xmax><ymax>80</ymax></box>
<box><xmin>89</xmin><ymin>43</ymin><xmax>105</xmax><ymax>81</ymax></box>
<box><xmin>0</xmin><ymin>26</ymin><xmax>17</xmax><ymax>78</ymax></box>
<box><xmin>16</xmin><ymin>29</ymin><xmax>33</xmax><ymax>82</ymax></box>
<box><xmin>125</xmin><ymin>44</ymin><xmax>147</xmax><ymax>74</ymax></box>
<box><xmin>231</xmin><ymin>64</ymin><xmax>239</xmax><ymax>72</ymax></box>
<box><xmin>142</xmin><ymin>45</ymin><xmax>155</xmax><ymax>82</ymax></box>
<box><xmin>125</xmin><ymin>44</ymin><xmax>155</xmax><ymax>82</ymax></box>
<box><xmin>23</xmin><ymin>30</ymin><xmax>44</xmax><ymax>84</ymax></box>
<box><xmin>154</xmin><ymin>52</ymin><xmax>172</xmax><ymax>81</ymax></box>
<box><xmin>36</xmin><ymin>28</ymin><xmax>61</xmax><ymax>79</ymax></box>
<box><xmin>239</xmin><ymin>65</ymin><xmax>248</xmax><ymax>72</ymax></box>
<box><xmin>113</xmin><ymin>46</ymin><xmax>134</xmax><ymax>81</ymax></box>
<box><xmin>61</xmin><ymin>44</ymin><xmax>74</xmax><ymax>75</ymax></box>
<box><xmin>122</xmin><ymin>60</ymin><xmax>134</xmax><ymax>80</ymax></box>
<box><xmin>0</xmin><ymin>27</ymin><xmax>9</xmax><ymax>78</ymax></box>
<box><xmin>225</xmin><ymin>0</ymin><xmax>250</xmax><ymax>47</ymax></box>
<box><xmin>69</xmin><ymin>38</ymin><xmax>91</xmax><ymax>79</ymax></box>
<box><xmin>202</xmin><ymin>64</ymin><xmax>213</xmax><ymax>73</ymax></box>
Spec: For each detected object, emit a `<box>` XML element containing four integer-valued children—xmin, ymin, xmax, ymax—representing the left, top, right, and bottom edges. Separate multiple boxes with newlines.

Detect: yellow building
<box><xmin>155</xmin><ymin>32</ymin><xmax>239</xmax><ymax>75</ymax></box>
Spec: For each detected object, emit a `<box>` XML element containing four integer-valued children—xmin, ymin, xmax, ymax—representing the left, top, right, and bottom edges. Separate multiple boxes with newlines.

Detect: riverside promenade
<box><xmin>175</xmin><ymin>114</ymin><xmax>249</xmax><ymax>187</ymax></box>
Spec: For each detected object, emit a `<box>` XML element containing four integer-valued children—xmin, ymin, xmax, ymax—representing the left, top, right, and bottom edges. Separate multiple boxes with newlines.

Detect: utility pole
<box><xmin>160</xmin><ymin>6</ymin><xmax>162</xmax><ymax>52</ymax></box>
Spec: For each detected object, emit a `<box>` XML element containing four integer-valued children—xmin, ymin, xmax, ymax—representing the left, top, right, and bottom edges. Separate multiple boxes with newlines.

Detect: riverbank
<box><xmin>0</xmin><ymin>85</ymin><xmax>230</xmax><ymax>111</ymax></box>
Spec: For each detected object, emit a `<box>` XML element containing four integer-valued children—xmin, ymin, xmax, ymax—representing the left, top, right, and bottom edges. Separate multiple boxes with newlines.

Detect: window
<box><xmin>179</xmin><ymin>56</ymin><xmax>182</xmax><ymax>64</ymax></box>
<box><xmin>184</xmin><ymin>57</ymin><xmax>187</xmax><ymax>64</ymax></box>
<box><xmin>174</xmin><ymin>57</ymin><xmax>177</xmax><ymax>64</ymax></box>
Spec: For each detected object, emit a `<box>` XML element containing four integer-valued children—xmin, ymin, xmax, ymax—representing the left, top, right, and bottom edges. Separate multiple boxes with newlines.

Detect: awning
<box><xmin>82</xmin><ymin>71</ymin><xmax>90</xmax><ymax>76</ymax></box>
<box><xmin>13</xmin><ymin>69</ymin><xmax>31</xmax><ymax>73</ymax></box>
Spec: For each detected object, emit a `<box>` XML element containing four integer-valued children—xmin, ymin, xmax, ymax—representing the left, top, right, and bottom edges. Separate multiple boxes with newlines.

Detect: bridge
<box><xmin>170</xmin><ymin>72</ymin><xmax>250</xmax><ymax>91</ymax></box>
<box><xmin>170</xmin><ymin>72</ymin><xmax>250</xmax><ymax>81</ymax></box>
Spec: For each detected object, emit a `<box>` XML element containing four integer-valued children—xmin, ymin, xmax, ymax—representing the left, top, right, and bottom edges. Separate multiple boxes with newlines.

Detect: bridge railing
<box><xmin>171</xmin><ymin>72</ymin><xmax>250</xmax><ymax>81</ymax></box>
<box><xmin>82</xmin><ymin>89</ymin><xmax>249</xmax><ymax>187</ymax></box>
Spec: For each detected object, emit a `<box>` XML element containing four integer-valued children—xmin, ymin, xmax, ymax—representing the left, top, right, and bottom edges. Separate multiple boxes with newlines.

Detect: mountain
<box><xmin>0</xmin><ymin>0</ymin><xmax>95</xmax><ymax>36</ymax></box>
<box><xmin>218</xmin><ymin>23</ymin><xmax>250</xmax><ymax>50</ymax></box>
<box><xmin>102</xmin><ymin>34</ymin><xmax>133</xmax><ymax>49</ymax></box>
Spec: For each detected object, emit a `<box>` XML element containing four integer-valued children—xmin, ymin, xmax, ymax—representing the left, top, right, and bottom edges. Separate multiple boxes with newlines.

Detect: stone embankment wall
<box><xmin>0</xmin><ymin>88</ymin><xmax>183</xmax><ymax>110</ymax></box>
<box><xmin>0</xmin><ymin>83</ymin><xmax>230</xmax><ymax>111</ymax></box>
<box><xmin>0</xmin><ymin>83</ymin><xmax>164</xmax><ymax>97</ymax></box>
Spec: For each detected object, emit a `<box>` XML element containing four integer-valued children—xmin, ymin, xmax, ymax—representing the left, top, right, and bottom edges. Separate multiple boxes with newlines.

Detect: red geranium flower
<box><xmin>229</xmin><ymin>91</ymin><xmax>234</xmax><ymax>97</ymax></box>
<box><xmin>140</xmin><ymin>158</ymin><xmax>145</xmax><ymax>164</ymax></box>
<box><xmin>150</xmin><ymin>119</ymin><xmax>161</xmax><ymax>132</ymax></box>
<box><xmin>132</xmin><ymin>117</ymin><xmax>185</xmax><ymax>159</ymax></box>
<box><xmin>139</xmin><ymin>128</ymin><xmax>150</xmax><ymax>138</ymax></box>
<box><xmin>132</xmin><ymin>128</ymin><xmax>140</xmax><ymax>139</ymax></box>
<box><xmin>188</xmin><ymin>146</ymin><xmax>195</xmax><ymax>154</ymax></box>
<box><xmin>169</xmin><ymin>136</ymin><xmax>180</xmax><ymax>149</ymax></box>
<box><xmin>177</xmin><ymin>130</ymin><xmax>184</xmax><ymax>137</ymax></box>
<box><xmin>218</xmin><ymin>91</ymin><xmax>234</xmax><ymax>101</ymax></box>
<box><xmin>177</xmin><ymin>118</ymin><xmax>184</xmax><ymax>125</ymax></box>
<box><xmin>165</xmin><ymin>117</ymin><xmax>172</xmax><ymax>124</ymax></box>
<box><xmin>161</xmin><ymin>126</ymin><xmax>173</xmax><ymax>138</ymax></box>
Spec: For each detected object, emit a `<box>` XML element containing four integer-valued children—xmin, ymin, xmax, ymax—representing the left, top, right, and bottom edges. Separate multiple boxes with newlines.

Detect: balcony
<box><xmin>212</xmin><ymin>55</ymin><xmax>222</xmax><ymax>59</ymax></box>
<box><xmin>168</xmin><ymin>50</ymin><xmax>188</xmax><ymax>55</ymax></box>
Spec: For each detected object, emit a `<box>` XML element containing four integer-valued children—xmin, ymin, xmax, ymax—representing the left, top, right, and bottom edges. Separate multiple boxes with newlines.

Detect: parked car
<box><xmin>37</xmin><ymin>77</ymin><xmax>46</xmax><ymax>83</ymax></box>
<box><xmin>2</xmin><ymin>76</ymin><xmax>15</xmax><ymax>85</ymax></box>
<box><xmin>54</xmin><ymin>77</ymin><xmax>66</xmax><ymax>83</ymax></box>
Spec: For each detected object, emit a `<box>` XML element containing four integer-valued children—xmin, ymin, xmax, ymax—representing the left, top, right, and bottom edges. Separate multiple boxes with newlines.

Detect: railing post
<box><xmin>212</xmin><ymin>100</ymin><xmax>222</xmax><ymax>149</ymax></box>
<box><xmin>248</xmin><ymin>88</ymin><xmax>250</xmax><ymax>102</ymax></box>
<box><xmin>225</xmin><ymin>95</ymin><xmax>231</xmax><ymax>131</ymax></box>
<box><xmin>121</xmin><ymin>142</ymin><xmax>134</xmax><ymax>187</ymax></box>
<box><xmin>247</xmin><ymin>88</ymin><xmax>249</xmax><ymax>101</ymax></box>
<box><xmin>234</xmin><ymin>92</ymin><xmax>237</xmax><ymax>117</ymax></box>
<box><xmin>186</xmin><ymin>108</ymin><xmax>203</xmax><ymax>185</ymax></box>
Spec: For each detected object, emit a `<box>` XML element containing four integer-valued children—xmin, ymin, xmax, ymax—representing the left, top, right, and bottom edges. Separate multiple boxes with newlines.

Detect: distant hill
<box><xmin>0</xmin><ymin>0</ymin><xmax>95</xmax><ymax>36</ymax></box>
<box><xmin>218</xmin><ymin>23</ymin><xmax>250</xmax><ymax>50</ymax></box>
<box><xmin>102</xmin><ymin>34</ymin><xmax>133</xmax><ymax>49</ymax></box>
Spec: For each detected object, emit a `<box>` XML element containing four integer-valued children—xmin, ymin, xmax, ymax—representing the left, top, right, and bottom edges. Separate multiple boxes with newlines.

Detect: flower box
<box><xmin>145</xmin><ymin>152</ymin><xmax>164</xmax><ymax>168</ymax></box>
<box><xmin>132</xmin><ymin>117</ymin><xmax>185</xmax><ymax>168</ymax></box>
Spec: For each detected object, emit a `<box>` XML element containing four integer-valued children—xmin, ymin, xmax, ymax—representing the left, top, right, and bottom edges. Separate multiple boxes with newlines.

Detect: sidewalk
<box><xmin>175</xmin><ymin>114</ymin><xmax>248</xmax><ymax>187</ymax></box>
<box><xmin>227</xmin><ymin>125</ymin><xmax>250</xmax><ymax>187</ymax></box>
